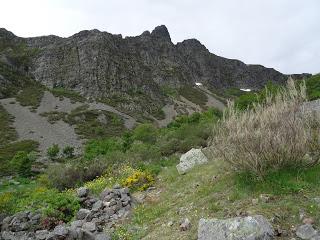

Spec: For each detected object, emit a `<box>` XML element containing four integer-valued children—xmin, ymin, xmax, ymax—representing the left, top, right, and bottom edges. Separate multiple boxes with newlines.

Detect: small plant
<box><xmin>10</xmin><ymin>151</ymin><xmax>36</xmax><ymax>177</ymax></box>
<box><xmin>121</xmin><ymin>169</ymin><xmax>154</xmax><ymax>191</ymax></box>
<box><xmin>47</xmin><ymin>144</ymin><xmax>60</xmax><ymax>160</ymax></box>
<box><xmin>62</xmin><ymin>146</ymin><xmax>74</xmax><ymax>158</ymax></box>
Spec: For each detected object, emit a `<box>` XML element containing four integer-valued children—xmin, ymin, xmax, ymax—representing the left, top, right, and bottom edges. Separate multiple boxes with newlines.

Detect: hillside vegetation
<box><xmin>1</xmin><ymin>76</ymin><xmax>320</xmax><ymax>239</ymax></box>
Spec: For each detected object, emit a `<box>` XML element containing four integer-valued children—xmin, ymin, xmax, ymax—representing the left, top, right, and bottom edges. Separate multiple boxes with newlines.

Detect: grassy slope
<box><xmin>118</xmin><ymin>160</ymin><xmax>320</xmax><ymax>240</ymax></box>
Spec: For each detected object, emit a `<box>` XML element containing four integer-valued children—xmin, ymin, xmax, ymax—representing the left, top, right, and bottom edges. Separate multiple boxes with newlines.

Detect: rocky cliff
<box><xmin>0</xmin><ymin>25</ymin><xmax>311</xmax><ymax>115</ymax></box>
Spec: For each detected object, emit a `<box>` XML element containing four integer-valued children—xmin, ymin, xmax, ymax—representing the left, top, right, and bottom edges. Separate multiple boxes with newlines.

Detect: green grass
<box><xmin>116</xmin><ymin>161</ymin><xmax>320</xmax><ymax>239</ymax></box>
<box><xmin>15</xmin><ymin>82</ymin><xmax>45</xmax><ymax>109</ymax></box>
<box><xmin>0</xmin><ymin>104</ymin><xmax>17</xmax><ymax>146</ymax></box>
<box><xmin>179</xmin><ymin>86</ymin><xmax>208</xmax><ymax>107</ymax></box>
<box><xmin>51</xmin><ymin>87</ymin><xmax>86</xmax><ymax>103</ymax></box>
<box><xmin>0</xmin><ymin>140</ymin><xmax>39</xmax><ymax>177</ymax></box>
<box><xmin>305</xmin><ymin>74</ymin><xmax>320</xmax><ymax>100</ymax></box>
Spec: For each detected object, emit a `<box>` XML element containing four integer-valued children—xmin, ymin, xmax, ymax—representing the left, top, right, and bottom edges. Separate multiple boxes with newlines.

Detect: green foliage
<box><xmin>132</xmin><ymin>123</ymin><xmax>158</xmax><ymax>144</ymax></box>
<box><xmin>234</xmin><ymin>82</ymin><xmax>282</xmax><ymax>110</ymax></box>
<box><xmin>0</xmin><ymin>104</ymin><xmax>17</xmax><ymax>146</ymax></box>
<box><xmin>179</xmin><ymin>86</ymin><xmax>208</xmax><ymax>107</ymax></box>
<box><xmin>15</xmin><ymin>82</ymin><xmax>45</xmax><ymax>109</ymax></box>
<box><xmin>65</xmin><ymin>107</ymin><xmax>125</xmax><ymax>139</ymax></box>
<box><xmin>50</xmin><ymin>87</ymin><xmax>85</xmax><ymax>103</ymax></box>
<box><xmin>47</xmin><ymin>144</ymin><xmax>60</xmax><ymax>160</ymax></box>
<box><xmin>305</xmin><ymin>74</ymin><xmax>320</xmax><ymax>100</ymax></box>
<box><xmin>15</xmin><ymin>187</ymin><xmax>79</xmax><ymax>222</ymax></box>
<box><xmin>0</xmin><ymin>140</ymin><xmax>39</xmax><ymax>177</ymax></box>
<box><xmin>235</xmin><ymin>164</ymin><xmax>320</xmax><ymax>195</ymax></box>
<box><xmin>84</xmin><ymin>138</ymin><xmax>123</xmax><ymax>160</ymax></box>
<box><xmin>62</xmin><ymin>146</ymin><xmax>75</xmax><ymax>158</ymax></box>
<box><xmin>10</xmin><ymin>151</ymin><xmax>36</xmax><ymax>177</ymax></box>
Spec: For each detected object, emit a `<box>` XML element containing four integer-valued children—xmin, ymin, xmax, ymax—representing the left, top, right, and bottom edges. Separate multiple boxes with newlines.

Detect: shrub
<box><xmin>210</xmin><ymin>80</ymin><xmax>320</xmax><ymax>177</ymax></box>
<box><xmin>15</xmin><ymin>187</ymin><xmax>79</xmax><ymax>223</ymax></box>
<box><xmin>47</xmin><ymin>144</ymin><xmax>60</xmax><ymax>160</ymax></box>
<box><xmin>84</xmin><ymin>138</ymin><xmax>123</xmax><ymax>160</ymax></box>
<box><xmin>45</xmin><ymin>159</ymin><xmax>106</xmax><ymax>190</ymax></box>
<box><xmin>121</xmin><ymin>169</ymin><xmax>154</xmax><ymax>191</ymax></box>
<box><xmin>132</xmin><ymin>124</ymin><xmax>158</xmax><ymax>144</ymax></box>
<box><xmin>62</xmin><ymin>146</ymin><xmax>74</xmax><ymax>158</ymax></box>
<box><xmin>10</xmin><ymin>151</ymin><xmax>36</xmax><ymax>177</ymax></box>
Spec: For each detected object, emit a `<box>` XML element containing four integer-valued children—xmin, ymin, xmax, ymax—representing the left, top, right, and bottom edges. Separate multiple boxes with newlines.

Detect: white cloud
<box><xmin>0</xmin><ymin>0</ymin><xmax>319</xmax><ymax>74</ymax></box>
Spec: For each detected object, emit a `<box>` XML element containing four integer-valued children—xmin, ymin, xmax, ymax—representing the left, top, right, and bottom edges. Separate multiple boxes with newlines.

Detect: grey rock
<box><xmin>176</xmin><ymin>148</ymin><xmax>208</xmax><ymax>174</ymax></box>
<box><xmin>77</xmin><ymin>187</ymin><xmax>89</xmax><ymax>198</ymax></box>
<box><xmin>82</xmin><ymin>222</ymin><xmax>97</xmax><ymax>232</ymax></box>
<box><xmin>53</xmin><ymin>224</ymin><xmax>69</xmax><ymax>236</ymax></box>
<box><xmin>95</xmin><ymin>233</ymin><xmax>111</xmax><ymax>240</ymax></box>
<box><xmin>35</xmin><ymin>230</ymin><xmax>49</xmax><ymax>240</ymax></box>
<box><xmin>198</xmin><ymin>215</ymin><xmax>274</xmax><ymax>240</ymax></box>
<box><xmin>77</xmin><ymin>209</ymin><xmax>91</xmax><ymax>220</ymax></box>
<box><xmin>92</xmin><ymin>200</ymin><xmax>103</xmax><ymax>211</ymax></box>
<box><xmin>180</xmin><ymin>218</ymin><xmax>191</xmax><ymax>231</ymax></box>
<box><xmin>296</xmin><ymin>224</ymin><xmax>318</xmax><ymax>240</ymax></box>
<box><xmin>70</xmin><ymin>220</ymin><xmax>84</xmax><ymax>229</ymax></box>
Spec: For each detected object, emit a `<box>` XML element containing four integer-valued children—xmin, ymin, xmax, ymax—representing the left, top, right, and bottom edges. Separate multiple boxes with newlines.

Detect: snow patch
<box><xmin>240</xmin><ymin>88</ymin><xmax>251</xmax><ymax>92</ymax></box>
<box><xmin>195</xmin><ymin>82</ymin><xmax>203</xmax><ymax>86</ymax></box>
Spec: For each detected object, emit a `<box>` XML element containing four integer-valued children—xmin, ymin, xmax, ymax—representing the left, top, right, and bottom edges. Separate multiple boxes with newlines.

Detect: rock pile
<box><xmin>0</xmin><ymin>186</ymin><xmax>132</xmax><ymax>240</ymax></box>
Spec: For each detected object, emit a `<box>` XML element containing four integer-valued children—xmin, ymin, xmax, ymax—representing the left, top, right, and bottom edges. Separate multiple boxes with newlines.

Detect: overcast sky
<box><xmin>1</xmin><ymin>0</ymin><xmax>319</xmax><ymax>74</ymax></box>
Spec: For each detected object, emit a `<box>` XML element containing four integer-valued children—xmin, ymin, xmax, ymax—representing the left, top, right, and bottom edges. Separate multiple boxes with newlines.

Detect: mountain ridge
<box><xmin>0</xmin><ymin>25</ymin><xmax>311</xmax><ymax>117</ymax></box>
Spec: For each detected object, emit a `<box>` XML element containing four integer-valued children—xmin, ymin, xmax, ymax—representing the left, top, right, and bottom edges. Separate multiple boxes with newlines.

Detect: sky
<box><xmin>0</xmin><ymin>0</ymin><xmax>319</xmax><ymax>74</ymax></box>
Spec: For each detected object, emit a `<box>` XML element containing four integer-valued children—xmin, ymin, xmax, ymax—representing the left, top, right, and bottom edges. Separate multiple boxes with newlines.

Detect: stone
<box><xmin>92</xmin><ymin>200</ymin><xmax>103</xmax><ymax>211</ymax></box>
<box><xmin>35</xmin><ymin>230</ymin><xmax>49</xmax><ymax>240</ymax></box>
<box><xmin>95</xmin><ymin>233</ymin><xmax>111</xmax><ymax>240</ymax></box>
<box><xmin>52</xmin><ymin>224</ymin><xmax>69</xmax><ymax>236</ymax></box>
<box><xmin>176</xmin><ymin>148</ymin><xmax>208</xmax><ymax>174</ymax></box>
<box><xmin>70</xmin><ymin>220</ymin><xmax>84</xmax><ymax>229</ymax></box>
<box><xmin>77</xmin><ymin>187</ymin><xmax>89</xmax><ymax>198</ymax></box>
<box><xmin>259</xmin><ymin>194</ymin><xmax>272</xmax><ymax>203</ymax></box>
<box><xmin>296</xmin><ymin>224</ymin><xmax>318</xmax><ymax>239</ymax></box>
<box><xmin>303</xmin><ymin>217</ymin><xmax>315</xmax><ymax>225</ymax></box>
<box><xmin>77</xmin><ymin>209</ymin><xmax>91</xmax><ymax>220</ymax></box>
<box><xmin>82</xmin><ymin>222</ymin><xmax>97</xmax><ymax>232</ymax></box>
<box><xmin>198</xmin><ymin>215</ymin><xmax>274</xmax><ymax>240</ymax></box>
<box><xmin>180</xmin><ymin>218</ymin><xmax>191</xmax><ymax>231</ymax></box>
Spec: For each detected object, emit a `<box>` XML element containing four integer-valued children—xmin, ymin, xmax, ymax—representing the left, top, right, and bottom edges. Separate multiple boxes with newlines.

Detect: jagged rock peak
<box><xmin>151</xmin><ymin>25</ymin><xmax>171</xmax><ymax>42</ymax></box>
<box><xmin>0</xmin><ymin>28</ymin><xmax>16</xmax><ymax>39</ymax></box>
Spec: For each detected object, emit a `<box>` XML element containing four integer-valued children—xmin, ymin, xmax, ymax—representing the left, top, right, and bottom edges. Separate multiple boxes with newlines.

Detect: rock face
<box><xmin>176</xmin><ymin>148</ymin><xmax>208</xmax><ymax>174</ymax></box>
<box><xmin>0</xmin><ymin>26</ymin><xmax>311</xmax><ymax>115</ymax></box>
<box><xmin>198</xmin><ymin>215</ymin><xmax>274</xmax><ymax>240</ymax></box>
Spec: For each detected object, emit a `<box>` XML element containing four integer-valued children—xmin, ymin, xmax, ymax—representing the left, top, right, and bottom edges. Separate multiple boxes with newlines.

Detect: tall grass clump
<box><xmin>210</xmin><ymin>80</ymin><xmax>320</xmax><ymax>177</ymax></box>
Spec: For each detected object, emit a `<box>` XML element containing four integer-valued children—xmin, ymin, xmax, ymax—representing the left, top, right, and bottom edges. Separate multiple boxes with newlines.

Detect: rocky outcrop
<box><xmin>176</xmin><ymin>148</ymin><xmax>208</xmax><ymax>174</ymax></box>
<box><xmin>198</xmin><ymin>215</ymin><xmax>274</xmax><ymax>240</ymax></box>
<box><xmin>0</xmin><ymin>186</ymin><xmax>132</xmax><ymax>240</ymax></box>
<box><xmin>0</xmin><ymin>26</ymin><xmax>311</xmax><ymax>115</ymax></box>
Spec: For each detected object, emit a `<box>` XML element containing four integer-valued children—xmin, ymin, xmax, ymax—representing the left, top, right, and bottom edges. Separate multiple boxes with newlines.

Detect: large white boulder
<box><xmin>198</xmin><ymin>215</ymin><xmax>274</xmax><ymax>240</ymax></box>
<box><xmin>176</xmin><ymin>148</ymin><xmax>208</xmax><ymax>174</ymax></box>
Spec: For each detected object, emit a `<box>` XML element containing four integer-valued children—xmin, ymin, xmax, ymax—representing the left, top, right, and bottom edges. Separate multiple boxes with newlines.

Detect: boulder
<box><xmin>198</xmin><ymin>215</ymin><xmax>274</xmax><ymax>240</ymax></box>
<box><xmin>77</xmin><ymin>187</ymin><xmax>89</xmax><ymax>198</ymax></box>
<box><xmin>296</xmin><ymin>224</ymin><xmax>318</xmax><ymax>239</ymax></box>
<box><xmin>77</xmin><ymin>209</ymin><xmax>91</xmax><ymax>220</ymax></box>
<box><xmin>176</xmin><ymin>148</ymin><xmax>208</xmax><ymax>174</ymax></box>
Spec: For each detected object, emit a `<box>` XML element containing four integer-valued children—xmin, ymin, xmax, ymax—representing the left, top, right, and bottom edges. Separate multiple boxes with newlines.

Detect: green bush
<box><xmin>10</xmin><ymin>151</ymin><xmax>36</xmax><ymax>177</ymax></box>
<box><xmin>47</xmin><ymin>144</ymin><xmax>60</xmax><ymax>160</ymax></box>
<box><xmin>62</xmin><ymin>146</ymin><xmax>74</xmax><ymax>158</ymax></box>
<box><xmin>305</xmin><ymin>74</ymin><xmax>320</xmax><ymax>100</ymax></box>
<box><xmin>132</xmin><ymin>124</ymin><xmax>158</xmax><ymax>144</ymax></box>
<box><xmin>15</xmin><ymin>187</ymin><xmax>79</xmax><ymax>222</ymax></box>
<box><xmin>84</xmin><ymin>138</ymin><xmax>123</xmax><ymax>160</ymax></box>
